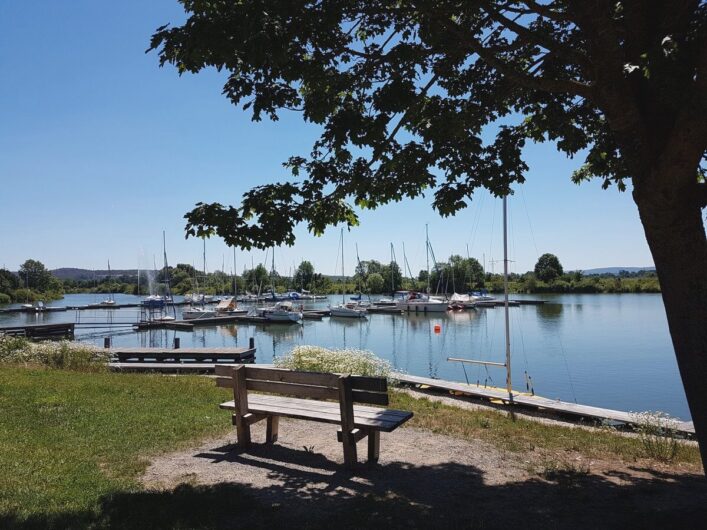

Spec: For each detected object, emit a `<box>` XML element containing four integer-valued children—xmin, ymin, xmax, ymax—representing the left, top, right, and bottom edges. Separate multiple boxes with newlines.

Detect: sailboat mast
<box><xmin>425</xmin><ymin>224</ymin><xmax>430</xmax><ymax>293</ymax></box>
<box><xmin>503</xmin><ymin>196</ymin><xmax>512</xmax><ymax>400</ymax></box>
<box><xmin>233</xmin><ymin>246</ymin><xmax>237</xmax><ymax>297</ymax></box>
<box><xmin>341</xmin><ymin>228</ymin><xmax>345</xmax><ymax>304</ymax></box>
<box><xmin>390</xmin><ymin>243</ymin><xmax>394</xmax><ymax>293</ymax></box>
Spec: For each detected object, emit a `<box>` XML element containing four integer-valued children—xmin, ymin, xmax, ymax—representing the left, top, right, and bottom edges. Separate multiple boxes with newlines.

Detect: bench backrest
<box><xmin>214</xmin><ymin>364</ymin><xmax>389</xmax><ymax>406</ymax></box>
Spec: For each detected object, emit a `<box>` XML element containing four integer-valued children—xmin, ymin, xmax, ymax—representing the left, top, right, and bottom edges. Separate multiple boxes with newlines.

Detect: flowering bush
<box><xmin>630</xmin><ymin>411</ymin><xmax>681</xmax><ymax>462</ymax></box>
<box><xmin>0</xmin><ymin>335</ymin><xmax>109</xmax><ymax>371</ymax></box>
<box><xmin>275</xmin><ymin>345</ymin><xmax>392</xmax><ymax>377</ymax></box>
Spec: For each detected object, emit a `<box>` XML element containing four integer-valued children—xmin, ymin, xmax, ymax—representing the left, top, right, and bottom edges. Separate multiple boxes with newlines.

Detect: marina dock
<box><xmin>0</xmin><ymin>322</ymin><xmax>75</xmax><ymax>340</ymax></box>
<box><xmin>109</xmin><ymin>346</ymin><xmax>256</xmax><ymax>363</ymax></box>
<box><xmin>392</xmin><ymin>372</ymin><xmax>695</xmax><ymax>435</ymax></box>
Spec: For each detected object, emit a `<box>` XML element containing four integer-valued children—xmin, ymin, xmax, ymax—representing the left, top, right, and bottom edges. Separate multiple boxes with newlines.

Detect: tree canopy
<box><xmin>294</xmin><ymin>260</ymin><xmax>315</xmax><ymax>290</ymax></box>
<box><xmin>18</xmin><ymin>260</ymin><xmax>56</xmax><ymax>292</ymax></box>
<box><xmin>151</xmin><ymin>1</ymin><xmax>706</xmax><ymax>249</ymax></box>
<box><xmin>534</xmin><ymin>253</ymin><xmax>563</xmax><ymax>282</ymax></box>
<box><xmin>151</xmin><ymin>1</ymin><xmax>707</xmax><ymax>470</ymax></box>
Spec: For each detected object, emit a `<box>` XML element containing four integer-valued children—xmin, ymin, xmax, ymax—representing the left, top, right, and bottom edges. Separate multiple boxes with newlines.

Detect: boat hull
<box><xmin>330</xmin><ymin>307</ymin><xmax>367</xmax><ymax>318</ymax></box>
<box><xmin>182</xmin><ymin>310</ymin><xmax>217</xmax><ymax>320</ymax></box>
<box><xmin>401</xmin><ymin>302</ymin><xmax>449</xmax><ymax>313</ymax></box>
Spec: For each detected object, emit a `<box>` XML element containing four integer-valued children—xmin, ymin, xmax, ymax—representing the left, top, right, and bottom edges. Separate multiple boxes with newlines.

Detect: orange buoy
<box><xmin>433</xmin><ymin>324</ymin><xmax>441</xmax><ymax>333</ymax></box>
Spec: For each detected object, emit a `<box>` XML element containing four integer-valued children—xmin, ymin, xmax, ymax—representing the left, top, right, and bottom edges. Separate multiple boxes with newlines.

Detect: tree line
<box><xmin>0</xmin><ymin>254</ymin><xmax>660</xmax><ymax>306</ymax></box>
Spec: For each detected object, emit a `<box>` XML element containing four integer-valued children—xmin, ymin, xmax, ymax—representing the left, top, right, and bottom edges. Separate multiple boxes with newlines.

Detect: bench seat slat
<box><xmin>246</xmin><ymin>394</ymin><xmax>410</xmax><ymax>421</ymax></box>
<box><xmin>220</xmin><ymin>395</ymin><xmax>412</xmax><ymax>432</ymax></box>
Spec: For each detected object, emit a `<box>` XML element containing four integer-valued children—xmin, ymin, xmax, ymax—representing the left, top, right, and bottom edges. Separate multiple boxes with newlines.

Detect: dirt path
<box><xmin>140</xmin><ymin>418</ymin><xmax>707</xmax><ymax>529</ymax></box>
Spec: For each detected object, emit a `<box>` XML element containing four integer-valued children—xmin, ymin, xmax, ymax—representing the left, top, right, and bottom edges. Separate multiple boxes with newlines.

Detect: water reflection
<box><xmin>0</xmin><ymin>293</ymin><xmax>689</xmax><ymax>419</ymax></box>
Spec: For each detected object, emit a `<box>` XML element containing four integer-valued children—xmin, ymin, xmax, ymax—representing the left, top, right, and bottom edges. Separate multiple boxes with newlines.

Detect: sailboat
<box><xmin>252</xmin><ymin>248</ymin><xmax>303</xmax><ymax>321</ymax></box>
<box><xmin>100</xmin><ymin>260</ymin><xmax>116</xmax><ymax>306</ymax></box>
<box><xmin>400</xmin><ymin>225</ymin><xmax>449</xmax><ymax>313</ymax></box>
<box><xmin>183</xmin><ymin>239</ymin><xmax>217</xmax><ymax>320</ymax></box>
<box><xmin>330</xmin><ymin>228</ymin><xmax>367</xmax><ymax>318</ymax></box>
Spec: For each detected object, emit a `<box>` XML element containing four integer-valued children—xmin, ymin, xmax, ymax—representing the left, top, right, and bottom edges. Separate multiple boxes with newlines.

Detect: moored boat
<box><xmin>260</xmin><ymin>301</ymin><xmax>303</xmax><ymax>322</ymax></box>
<box><xmin>182</xmin><ymin>307</ymin><xmax>217</xmax><ymax>320</ymax></box>
<box><xmin>330</xmin><ymin>302</ymin><xmax>367</xmax><ymax>318</ymax></box>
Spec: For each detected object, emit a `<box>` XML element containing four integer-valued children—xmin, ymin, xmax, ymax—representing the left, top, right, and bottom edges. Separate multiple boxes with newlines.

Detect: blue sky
<box><xmin>0</xmin><ymin>1</ymin><xmax>654</xmax><ymax>276</ymax></box>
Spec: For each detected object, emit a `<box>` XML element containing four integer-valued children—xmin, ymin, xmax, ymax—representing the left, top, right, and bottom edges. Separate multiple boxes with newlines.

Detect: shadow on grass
<box><xmin>3</xmin><ymin>442</ymin><xmax>706</xmax><ymax>530</ymax></box>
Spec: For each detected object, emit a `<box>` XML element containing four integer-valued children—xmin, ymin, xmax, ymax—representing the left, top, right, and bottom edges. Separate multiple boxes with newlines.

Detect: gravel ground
<box><xmin>141</xmin><ymin>416</ymin><xmax>707</xmax><ymax>529</ymax></box>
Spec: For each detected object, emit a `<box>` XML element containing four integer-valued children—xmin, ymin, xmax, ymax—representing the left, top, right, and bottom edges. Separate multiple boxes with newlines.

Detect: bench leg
<box><xmin>266</xmin><ymin>415</ymin><xmax>279</xmax><ymax>444</ymax></box>
<box><xmin>233</xmin><ymin>414</ymin><xmax>251</xmax><ymax>450</ymax></box>
<box><xmin>367</xmin><ymin>430</ymin><xmax>380</xmax><ymax>463</ymax></box>
<box><xmin>341</xmin><ymin>431</ymin><xmax>358</xmax><ymax>468</ymax></box>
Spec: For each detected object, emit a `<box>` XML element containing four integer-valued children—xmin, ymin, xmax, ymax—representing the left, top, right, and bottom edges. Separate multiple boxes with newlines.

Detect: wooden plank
<box><xmin>248</xmin><ymin>394</ymin><xmax>411</xmax><ymax>421</ymax></box>
<box><xmin>215</xmin><ymin>376</ymin><xmax>233</xmax><ymax>389</ymax></box>
<box><xmin>246</xmin><ymin>379</ymin><xmax>339</xmax><ymax>400</ymax></box>
<box><xmin>337</xmin><ymin>428</ymin><xmax>368</xmax><ymax>443</ymax></box>
<box><xmin>245</xmin><ymin>366</ymin><xmax>340</xmax><ymax>387</ymax></box>
<box><xmin>368</xmin><ymin>430</ymin><xmax>380</xmax><ymax>463</ymax></box>
<box><xmin>350</xmin><ymin>375</ymin><xmax>387</xmax><ymax>392</ymax></box>
<box><xmin>233</xmin><ymin>366</ymin><xmax>251</xmax><ymax>449</ymax></box>
<box><xmin>392</xmin><ymin>372</ymin><xmax>697</xmax><ymax>434</ymax></box>
<box><xmin>266</xmin><ymin>416</ymin><xmax>279</xmax><ymax>443</ymax></box>
<box><xmin>215</xmin><ymin>363</ymin><xmax>249</xmax><ymax>376</ymax></box>
<box><xmin>109</xmin><ymin>362</ymin><xmax>235</xmax><ymax>372</ymax></box>
<box><xmin>338</xmin><ymin>375</ymin><xmax>358</xmax><ymax>467</ymax></box>
<box><xmin>110</xmin><ymin>347</ymin><xmax>254</xmax><ymax>355</ymax></box>
<box><xmin>220</xmin><ymin>398</ymin><xmax>412</xmax><ymax>432</ymax></box>
<box><xmin>351</xmin><ymin>389</ymin><xmax>389</xmax><ymax>406</ymax></box>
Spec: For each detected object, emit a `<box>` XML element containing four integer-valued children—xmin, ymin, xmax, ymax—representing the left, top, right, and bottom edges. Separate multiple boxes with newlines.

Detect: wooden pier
<box><xmin>0</xmin><ymin>322</ymin><xmax>75</xmax><ymax>340</ymax></box>
<box><xmin>108</xmin><ymin>346</ymin><xmax>256</xmax><ymax>363</ymax></box>
<box><xmin>392</xmin><ymin>372</ymin><xmax>695</xmax><ymax>436</ymax></box>
<box><xmin>108</xmin><ymin>362</ymin><xmax>233</xmax><ymax>373</ymax></box>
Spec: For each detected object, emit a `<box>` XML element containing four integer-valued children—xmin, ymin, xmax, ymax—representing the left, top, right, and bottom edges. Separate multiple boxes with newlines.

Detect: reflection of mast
<box><xmin>425</xmin><ymin>224</ymin><xmax>430</xmax><ymax>294</ymax></box>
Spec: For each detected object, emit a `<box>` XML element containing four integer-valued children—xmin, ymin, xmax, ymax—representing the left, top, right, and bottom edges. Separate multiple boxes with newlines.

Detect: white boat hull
<box><xmin>401</xmin><ymin>301</ymin><xmax>449</xmax><ymax>313</ymax></box>
<box><xmin>182</xmin><ymin>310</ymin><xmax>217</xmax><ymax>320</ymax></box>
<box><xmin>263</xmin><ymin>311</ymin><xmax>302</xmax><ymax>322</ymax></box>
<box><xmin>330</xmin><ymin>306</ymin><xmax>367</xmax><ymax>318</ymax></box>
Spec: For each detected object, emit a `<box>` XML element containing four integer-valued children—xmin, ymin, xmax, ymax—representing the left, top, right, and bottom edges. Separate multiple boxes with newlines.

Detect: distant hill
<box><xmin>582</xmin><ymin>267</ymin><xmax>655</xmax><ymax>276</ymax></box>
<box><xmin>51</xmin><ymin>268</ymin><xmax>143</xmax><ymax>281</ymax></box>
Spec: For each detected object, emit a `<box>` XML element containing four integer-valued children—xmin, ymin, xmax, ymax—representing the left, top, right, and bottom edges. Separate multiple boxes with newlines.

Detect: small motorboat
<box><xmin>261</xmin><ymin>301</ymin><xmax>303</xmax><ymax>322</ymax></box>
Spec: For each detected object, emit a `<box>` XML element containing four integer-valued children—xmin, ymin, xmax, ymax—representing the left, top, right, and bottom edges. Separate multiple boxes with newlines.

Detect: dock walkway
<box><xmin>392</xmin><ymin>372</ymin><xmax>695</xmax><ymax>435</ymax></box>
<box><xmin>109</xmin><ymin>346</ymin><xmax>255</xmax><ymax>363</ymax></box>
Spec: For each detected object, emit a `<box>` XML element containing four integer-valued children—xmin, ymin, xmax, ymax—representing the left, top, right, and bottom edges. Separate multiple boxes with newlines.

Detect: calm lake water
<box><xmin>0</xmin><ymin>292</ymin><xmax>690</xmax><ymax>420</ymax></box>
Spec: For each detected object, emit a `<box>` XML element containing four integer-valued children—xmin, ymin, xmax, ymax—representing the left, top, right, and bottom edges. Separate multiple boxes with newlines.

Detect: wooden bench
<box><xmin>214</xmin><ymin>364</ymin><xmax>413</xmax><ymax>467</ymax></box>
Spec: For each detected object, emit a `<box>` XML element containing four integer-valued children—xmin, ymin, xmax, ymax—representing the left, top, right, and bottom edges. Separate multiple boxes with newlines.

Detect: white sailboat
<box><xmin>330</xmin><ymin>229</ymin><xmax>367</xmax><ymax>318</ymax></box>
<box><xmin>400</xmin><ymin>226</ymin><xmax>449</xmax><ymax>313</ymax></box>
<box><xmin>100</xmin><ymin>260</ymin><xmax>116</xmax><ymax>306</ymax></box>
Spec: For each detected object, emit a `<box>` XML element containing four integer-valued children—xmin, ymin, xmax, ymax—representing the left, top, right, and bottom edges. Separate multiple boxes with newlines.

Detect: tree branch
<box><xmin>437</xmin><ymin>13</ymin><xmax>593</xmax><ymax>98</ymax></box>
<box><xmin>520</xmin><ymin>0</ymin><xmax>570</xmax><ymax>23</ymax></box>
<box><xmin>482</xmin><ymin>2</ymin><xmax>590</xmax><ymax>70</ymax></box>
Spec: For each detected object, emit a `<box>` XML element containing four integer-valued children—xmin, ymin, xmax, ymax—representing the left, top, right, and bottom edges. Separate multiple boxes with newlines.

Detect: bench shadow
<box><xmin>3</xmin><ymin>442</ymin><xmax>706</xmax><ymax>530</ymax></box>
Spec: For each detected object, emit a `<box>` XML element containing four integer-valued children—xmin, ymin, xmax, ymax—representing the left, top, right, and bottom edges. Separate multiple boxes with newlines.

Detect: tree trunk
<box><xmin>633</xmin><ymin>176</ymin><xmax>707</xmax><ymax>473</ymax></box>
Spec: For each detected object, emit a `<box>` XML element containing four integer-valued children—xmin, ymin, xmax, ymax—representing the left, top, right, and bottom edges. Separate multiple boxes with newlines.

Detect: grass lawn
<box><xmin>0</xmin><ymin>366</ymin><xmax>703</xmax><ymax>529</ymax></box>
<box><xmin>390</xmin><ymin>392</ymin><xmax>702</xmax><ymax>469</ymax></box>
<box><xmin>0</xmin><ymin>366</ymin><xmax>234</xmax><ymax>527</ymax></box>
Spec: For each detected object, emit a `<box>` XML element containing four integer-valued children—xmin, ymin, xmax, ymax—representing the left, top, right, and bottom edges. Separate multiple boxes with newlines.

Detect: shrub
<box><xmin>0</xmin><ymin>336</ymin><xmax>109</xmax><ymax>371</ymax></box>
<box><xmin>275</xmin><ymin>345</ymin><xmax>391</xmax><ymax>377</ymax></box>
<box><xmin>0</xmin><ymin>293</ymin><xmax>11</xmax><ymax>305</ymax></box>
<box><xmin>631</xmin><ymin>411</ymin><xmax>680</xmax><ymax>463</ymax></box>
